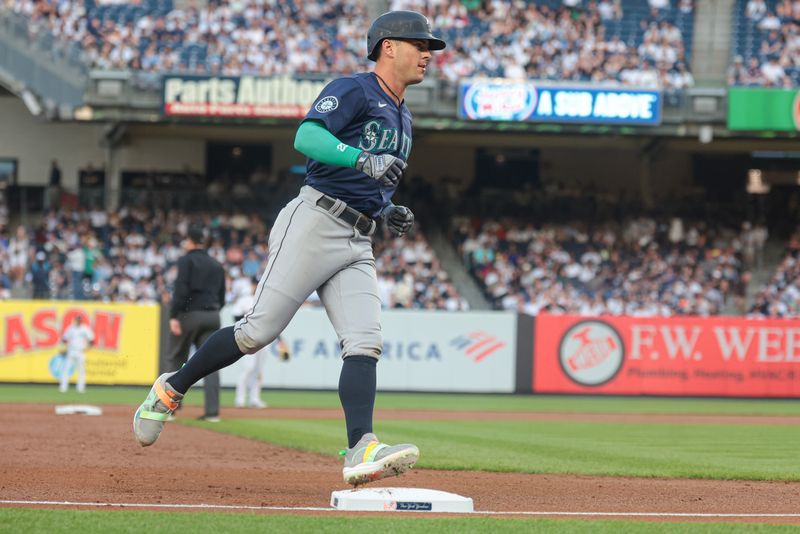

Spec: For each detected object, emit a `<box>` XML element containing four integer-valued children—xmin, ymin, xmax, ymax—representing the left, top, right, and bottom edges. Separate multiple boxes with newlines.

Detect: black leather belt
<box><xmin>316</xmin><ymin>196</ymin><xmax>376</xmax><ymax>235</ymax></box>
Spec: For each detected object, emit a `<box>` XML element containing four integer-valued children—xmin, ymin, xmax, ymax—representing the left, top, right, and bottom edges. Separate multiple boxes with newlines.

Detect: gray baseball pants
<box><xmin>233</xmin><ymin>186</ymin><xmax>382</xmax><ymax>359</ymax></box>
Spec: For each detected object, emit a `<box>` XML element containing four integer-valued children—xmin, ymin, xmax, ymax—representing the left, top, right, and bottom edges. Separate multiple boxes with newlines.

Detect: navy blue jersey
<box><xmin>303</xmin><ymin>72</ymin><xmax>412</xmax><ymax>218</ymax></box>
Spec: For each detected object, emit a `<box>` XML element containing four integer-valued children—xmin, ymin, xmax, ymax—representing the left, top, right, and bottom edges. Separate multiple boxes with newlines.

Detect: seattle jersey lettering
<box><xmin>357</xmin><ymin>120</ymin><xmax>412</xmax><ymax>159</ymax></box>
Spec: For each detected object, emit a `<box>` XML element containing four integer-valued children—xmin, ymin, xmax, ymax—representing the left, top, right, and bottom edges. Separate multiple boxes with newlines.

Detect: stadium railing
<box><xmin>0</xmin><ymin>11</ymin><xmax>87</xmax><ymax>110</ymax></box>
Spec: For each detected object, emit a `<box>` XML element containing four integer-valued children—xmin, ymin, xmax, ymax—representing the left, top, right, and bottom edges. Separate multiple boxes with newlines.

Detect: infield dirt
<box><xmin>2</xmin><ymin>403</ymin><xmax>799</xmax><ymax>524</ymax></box>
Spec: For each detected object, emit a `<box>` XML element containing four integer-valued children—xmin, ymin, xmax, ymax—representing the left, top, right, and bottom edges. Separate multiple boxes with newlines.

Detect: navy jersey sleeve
<box><xmin>304</xmin><ymin>78</ymin><xmax>366</xmax><ymax>136</ymax></box>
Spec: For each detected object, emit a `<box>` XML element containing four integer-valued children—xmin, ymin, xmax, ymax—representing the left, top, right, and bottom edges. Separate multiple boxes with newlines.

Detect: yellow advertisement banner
<box><xmin>0</xmin><ymin>300</ymin><xmax>160</xmax><ymax>385</ymax></box>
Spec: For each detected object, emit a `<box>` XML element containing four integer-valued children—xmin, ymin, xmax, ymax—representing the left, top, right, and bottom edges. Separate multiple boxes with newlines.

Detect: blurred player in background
<box><xmin>234</xmin><ymin>337</ymin><xmax>290</xmax><ymax>409</ymax></box>
<box><xmin>59</xmin><ymin>315</ymin><xmax>94</xmax><ymax>393</ymax></box>
<box><xmin>231</xmin><ymin>274</ymin><xmax>291</xmax><ymax>409</ymax></box>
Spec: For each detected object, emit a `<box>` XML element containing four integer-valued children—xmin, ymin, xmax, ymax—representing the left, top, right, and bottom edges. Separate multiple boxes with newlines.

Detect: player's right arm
<box><xmin>294</xmin><ymin>120</ymin><xmax>360</xmax><ymax>168</ymax></box>
<box><xmin>294</xmin><ymin>121</ymin><xmax>405</xmax><ymax>187</ymax></box>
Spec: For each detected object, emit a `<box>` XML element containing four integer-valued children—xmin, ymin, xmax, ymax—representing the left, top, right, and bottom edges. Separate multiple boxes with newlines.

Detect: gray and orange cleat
<box><xmin>341</xmin><ymin>433</ymin><xmax>419</xmax><ymax>486</ymax></box>
<box><xmin>133</xmin><ymin>372</ymin><xmax>183</xmax><ymax>447</ymax></box>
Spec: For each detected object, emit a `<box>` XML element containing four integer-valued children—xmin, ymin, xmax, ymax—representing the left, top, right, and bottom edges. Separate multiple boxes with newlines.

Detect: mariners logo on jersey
<box><xmin>302</xmin><ymin>72</ymin><xmax>414</xmax><ymax>218</ymax></box>
<box><xmin>315</xmin><ymin>96</ymin><xmax>339</xmax><ymax>113</ymax></box>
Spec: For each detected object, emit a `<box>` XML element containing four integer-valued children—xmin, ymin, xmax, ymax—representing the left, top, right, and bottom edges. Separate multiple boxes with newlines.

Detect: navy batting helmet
<box><xmin>367</xmin><ymin>11</ymin><xmax>446</xmax><ymax>61</ymax></box>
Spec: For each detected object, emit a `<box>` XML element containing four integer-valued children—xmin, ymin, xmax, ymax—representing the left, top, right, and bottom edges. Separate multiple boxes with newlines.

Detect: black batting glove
<box><xmin>355</xmin><ymin>151</ymin><xmax>407</xmax><ymax>188</ymax></box>
<box><xmin>382</xmin><ymin>205</ymin><xmax>414</xmax><ymax>237</ymax></box>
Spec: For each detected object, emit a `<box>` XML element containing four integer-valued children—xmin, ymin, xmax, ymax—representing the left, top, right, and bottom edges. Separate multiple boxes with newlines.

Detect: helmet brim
<box><xmin>368</xmin><ymin>35</ymin><xmax>447</xmax><ymax>61</ymax></box>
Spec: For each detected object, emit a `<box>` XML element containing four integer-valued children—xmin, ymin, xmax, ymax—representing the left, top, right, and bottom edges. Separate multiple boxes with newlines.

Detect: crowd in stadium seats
<box><xmin>9</xmin><ymin>204</ymin><xmax>800</xmax><ymax>317</ymax></box>
<box><xmin>729</xmin><ymin>0</ymin><xmax>800</xmax><ymax>86</ymax></box>
<box><xmin>6</xmin><ymin>0</ymin><xmax>695</xmax><ymax>90</ymax></box>
<box><xmin>374</xmin><ymin>230</ymin><xmax>469</xmax><ymax>310</ymax></box>
<box><xmin>749</xmin><ymin>227</ymin><xmax>800</xmax><ymax>317</ymax></box>
<box><xmin>9</xmin><ymin>0</ymin><xmax>369</xmax><ymax>76</ymax></box>
<box><xmin>0</xmin><ymin>207</ymin><xmax>467</xmax><ymax>311</ymax></box>
<box><xmin>455</xmin><ymin>216</ymin><xmax>751</xmax><ymax>317</ymax></box>
<box><xmin>393</xmin><ymin>0</ymin><xmax>695</xmax><ymax>89</ymax></box>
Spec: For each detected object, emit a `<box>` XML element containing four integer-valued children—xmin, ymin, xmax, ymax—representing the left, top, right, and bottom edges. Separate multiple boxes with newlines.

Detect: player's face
<box><xmin>394</xmin><ymin>39</ymin><xmax>432</xmax><ymax>85</ymax></box>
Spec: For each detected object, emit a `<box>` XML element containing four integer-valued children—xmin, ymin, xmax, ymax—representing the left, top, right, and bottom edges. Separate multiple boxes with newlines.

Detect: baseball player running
<box><xmin>133</xmin><ymin>10</ymin><xmax>445</xmax><ymax>486</ymax></box>
<box><xmin>59</xmin><ymin>315</ymin><xmax>94</xmax><ymax>393</ymax></box>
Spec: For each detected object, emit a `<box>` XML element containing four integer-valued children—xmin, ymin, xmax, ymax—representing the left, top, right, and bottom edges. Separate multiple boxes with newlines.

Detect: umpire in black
<box><xmin>166</xmin><ymin>223</ymin><xmax>226</xmax><ymax>421</ymax></box>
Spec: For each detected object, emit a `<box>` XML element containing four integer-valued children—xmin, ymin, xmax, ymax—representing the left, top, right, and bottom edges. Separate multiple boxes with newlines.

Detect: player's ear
<box><xmin>382</xmin><ymin>39</ymin><xmax>396</xmax><ymax>59</ymax></box>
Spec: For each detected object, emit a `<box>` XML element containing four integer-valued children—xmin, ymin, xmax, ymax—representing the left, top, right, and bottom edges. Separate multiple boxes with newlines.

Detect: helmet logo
<box><xmin>315</xmin><ymin>96</ymin><xmax>339</xmax><ymax>114</ymax></box>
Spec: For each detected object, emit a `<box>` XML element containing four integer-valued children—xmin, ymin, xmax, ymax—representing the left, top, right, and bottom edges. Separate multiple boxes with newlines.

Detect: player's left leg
<box><xmin>318</xmin><ymin>247</ymin><xmax>418</xmax><ymax>486</ymax></box>
<box><xmin>319</xmin><ymin>259</ymin><xmax>382</xmax><ymax>446</ymax></box>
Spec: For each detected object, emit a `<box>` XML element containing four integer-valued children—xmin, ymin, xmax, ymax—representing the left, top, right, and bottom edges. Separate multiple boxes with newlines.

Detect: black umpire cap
<box><xmin>367</xmin><ymin>11</ymin><xmax>447</xmax><ymax>61</ymax></box>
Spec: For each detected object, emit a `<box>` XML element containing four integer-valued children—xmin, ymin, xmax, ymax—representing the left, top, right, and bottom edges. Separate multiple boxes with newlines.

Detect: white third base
<box><xmin>54</xmin><ymin>405</ymin><xmax>103</xmax><ymax>416</ymax></box>
<box><xmin>330</xmin><ymin>487</ymin><xmax>473</xmax><ymax>513</ymax></box>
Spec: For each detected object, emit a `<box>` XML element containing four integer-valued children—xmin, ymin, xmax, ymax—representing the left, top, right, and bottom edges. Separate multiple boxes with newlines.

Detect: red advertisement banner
<box><xmin>164</xmin><ymin>102</ymin><xmax>306</xmax><ymax>118</ymax></box>
<box><xmin>533</xmin><ymin>314</ymin><xmax>800</xmax><ymax>397</ymax></box>
<box><xmin>160</xmin><ymin>75</ymin><xmax>328</xmax><ymax>120</ymax></box>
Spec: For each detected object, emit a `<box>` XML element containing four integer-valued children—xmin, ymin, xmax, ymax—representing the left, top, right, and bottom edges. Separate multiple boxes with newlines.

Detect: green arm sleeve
<box><xmin>293</xmin><ymin>120</ymin><xmax>361</xmax><ymax>168</ymax></box>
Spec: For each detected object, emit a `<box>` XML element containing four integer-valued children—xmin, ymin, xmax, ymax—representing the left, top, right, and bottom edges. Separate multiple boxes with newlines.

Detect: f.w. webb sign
<box><xmin>162</xmin><ymin>75</ymin><xmax>327</xmax><ymax>118</ymax></box>
<box><xmin>534</xmin><ymin>314</ymin><xmax>800</xmax><ymax>397</ymax></box>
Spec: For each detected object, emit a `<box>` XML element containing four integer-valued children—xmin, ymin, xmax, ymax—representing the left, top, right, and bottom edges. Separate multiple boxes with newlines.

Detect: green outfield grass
<box><xmin>2</xmin><ymin>384</ymin><xmax>800</xmax><ymax>416</ymax></box>
<box><xmin>4</xmin><ymin>384</ymin><xmax>799</xmax><ymax>480</ymax></box>
<box><xmin>181</xmin><ymin>417</ymin><xmax>800</xmax><ymax>481</ymax></box>
<box><xmin>0</xmin><ymin>509</ymin><xmax>795</xmax><ymax>534</ymax></box>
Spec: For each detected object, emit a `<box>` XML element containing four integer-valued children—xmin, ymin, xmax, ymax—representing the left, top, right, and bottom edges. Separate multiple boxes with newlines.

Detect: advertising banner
<box><xmin>219</xmin><ymin>308</ymin><xmax>517</xmax><ymax>392</ymax></box>
<box><xmin>728</xmin><ymin>87</ymin><xmax>800</xmax><ymax>131</ymax></box>
<box><xmin>162</xmin><ymin>75</ymin><xmax>327</xmax><ymax>119</ymax></box>
<box><xmin>533</xmin><ymin>314</ymin><xmax>800</xmax><ymax>397</ymax></box>
<box><xmin>458</xmin><ymin>80</ymin><xmax>662</xmax><ymax>125</ymax></box>
<box><xmin>0</xmin><ymin>301</ymin><xmax>160</xmax><ymax>385</ymax></box>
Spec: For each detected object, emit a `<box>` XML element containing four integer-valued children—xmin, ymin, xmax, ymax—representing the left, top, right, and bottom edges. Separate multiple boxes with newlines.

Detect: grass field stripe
<box><xmin>474</xmin><ymin>511</ymin><xmax>800</xmax><ymax>518</ymax></box>
<box><xmin>2</xmin><ymin>500</ymin><xmax>800</xmax><ymax>517</ymax></box>
<box><xmin>0</xmin><ymin>500</ymin><xmax>331</xmax><ymax>512</ymax></box>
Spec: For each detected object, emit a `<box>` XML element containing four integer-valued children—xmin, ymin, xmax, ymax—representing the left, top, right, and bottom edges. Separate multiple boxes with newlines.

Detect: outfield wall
<box><xmin>0</xmin><ymin>300</ymin><xmax>160</xmax><ymax>385</ymax></box>
<box><xmin>216</xmin><ymin>308</ymin><xmax>519</xmax><ymax>393</ymax></box>
<box><xmin>532</xmin><ymin>313</ymin><xmax>800</xmax><ymax>397</ymax></box>
<box><xmin>3</xmin><ymin>300</ymin><xmax>800</xmax><ymax>397</ymax></box>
